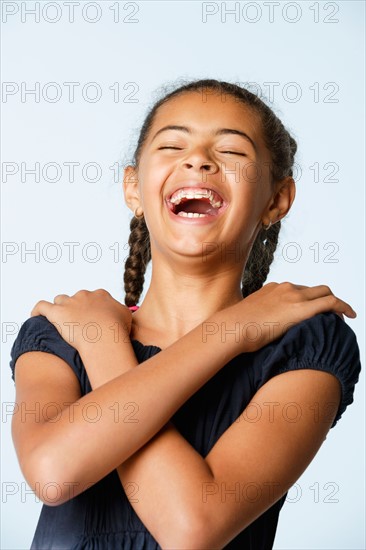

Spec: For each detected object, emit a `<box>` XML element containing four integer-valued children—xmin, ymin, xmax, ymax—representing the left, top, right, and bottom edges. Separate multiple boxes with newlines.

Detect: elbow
<box><xmin>20</xmin><ymin>447</ymin><xmax>77</xmax><ymax>506</ymax></box>
<box><xmin>157</xmin><ymin>510</ymin><xmax>222</xmax><ymax>550</ymax></box>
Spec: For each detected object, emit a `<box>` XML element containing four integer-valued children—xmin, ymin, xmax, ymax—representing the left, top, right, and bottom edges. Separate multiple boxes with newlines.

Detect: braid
<box><xmin>124</xmin><ymin>216</ymin><xmax>151</xmax><ymax>307</ymax></box>
<box><xmin>241</xmin><ymin>222</ymin><xmax>281</xmax><ymax>298</ymax></box>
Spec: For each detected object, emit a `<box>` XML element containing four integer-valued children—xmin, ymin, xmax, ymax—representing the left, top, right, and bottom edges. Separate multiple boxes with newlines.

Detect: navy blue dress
<box><xmin>9</xmin><ymin>311</ymin><xmax>361</xmax><ymax>549</ymax></box>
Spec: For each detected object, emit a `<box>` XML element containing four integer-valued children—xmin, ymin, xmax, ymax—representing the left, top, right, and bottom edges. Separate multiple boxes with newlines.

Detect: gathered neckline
<box><xmin>129</xmin><ymin>307</ymin><xmax>162</xmax><ymax>351</ymax></box>
<box><xmin>131</xmin><ymin>338</ymin><xmax>162</xmax><ymax>352</ymax></box>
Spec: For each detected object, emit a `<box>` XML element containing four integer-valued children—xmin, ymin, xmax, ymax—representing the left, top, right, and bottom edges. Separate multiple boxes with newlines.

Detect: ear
<box><xmin>263</xmin><ymin>176</ymin><xmax>296</xmax><ymax>224</ymax></box>
<box><xmin>123</xmin><ymin>165</ymin><xmax>141</xmax><ymax>213</ymax></box>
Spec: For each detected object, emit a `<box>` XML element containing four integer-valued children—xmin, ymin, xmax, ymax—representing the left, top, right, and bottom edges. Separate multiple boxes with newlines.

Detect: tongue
<box><xmin>177</xmin><ymin>199</ymin><xmax>216</xmax><ymax>215</ymax></box>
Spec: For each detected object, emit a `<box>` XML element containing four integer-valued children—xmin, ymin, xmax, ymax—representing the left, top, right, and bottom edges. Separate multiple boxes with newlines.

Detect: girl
<box><xmin>10</xmin><ymin>79</ymin><xmax>361</xmax><ymax>549</ymax></box>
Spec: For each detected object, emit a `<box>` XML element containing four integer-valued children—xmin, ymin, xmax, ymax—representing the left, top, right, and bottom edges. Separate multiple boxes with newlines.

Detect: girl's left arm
<box><xmin>88</xmin><ymin>340</ymin><xmax>341</xmax><ymax>550</ymax></box>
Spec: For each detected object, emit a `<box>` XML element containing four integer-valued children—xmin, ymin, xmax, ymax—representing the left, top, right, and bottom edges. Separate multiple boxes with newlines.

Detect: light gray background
<box><xmin>1</xmin><ymin>1</ymin><xmax>365</xmax><ymax>548</ymax></box>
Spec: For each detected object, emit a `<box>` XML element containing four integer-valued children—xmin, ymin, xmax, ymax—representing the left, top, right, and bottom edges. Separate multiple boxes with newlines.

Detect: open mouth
<box><xmin>166</xmin><ymin>187</ymin><xmax>225</xmax><ymax>218</ymax></box>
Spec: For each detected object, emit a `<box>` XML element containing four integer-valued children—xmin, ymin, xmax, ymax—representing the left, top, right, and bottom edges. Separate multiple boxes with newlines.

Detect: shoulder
<box><xmin>277</xmin><ymin>311</ymin><xmax>360</xmax><ymax>363</ymax></box>
<box><xmin>284</xmin><ymin>311</ymin><xmax>359</xmax><ymax>364</ymax></box>
<box><xmin>9</xmin><ymin>315</ymin><xmax>89</xmax><ymax>393</ymax></box>
<box><xmin>253</xmin><ymin>311</ymin><xmax>361</xmax><ymax>428</ymax></box>
<box><xmin>10</xmin><ymin>315</ymin><xmax>63</xmax><ymax>371</ymax></box>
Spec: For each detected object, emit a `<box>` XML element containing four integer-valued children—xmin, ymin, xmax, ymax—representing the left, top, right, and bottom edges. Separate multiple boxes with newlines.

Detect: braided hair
<box><xmin>124</xmin><ymin>79</ymin><xmax>297</xmax><ymax>306</ymax></box>
<box><xmin>124</xmin><ymin>216</ymin><xmax>151</xmax><ymax>307</ymax></box>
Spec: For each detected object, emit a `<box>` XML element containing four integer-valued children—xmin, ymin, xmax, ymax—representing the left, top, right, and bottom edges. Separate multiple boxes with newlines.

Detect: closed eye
<box><xmin>158</xmin><ymin>146</ymin><xmax>183</xmax><ymax>150</ymax></box>
<box><xmin>221</xmin><ymin>151</ymin><xmax>247</xmax><ymax>156</ymax></box>
<box><xmin>158</xmin><ymin>147</ymin><xmax>246</xmax><ymax>155</ymax></box>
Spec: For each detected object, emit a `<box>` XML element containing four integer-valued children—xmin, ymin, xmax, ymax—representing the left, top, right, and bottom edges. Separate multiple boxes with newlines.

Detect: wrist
<box><xmin>76</xmin><ymin>321</ymin><xmax>131</xmax><ymax>354</ymax></box>
<box><xmin>78</xmin><ymin>336</ymin><xmax>138</xmax><ymax>390</ymax></box>
<box><xmin>205</xmin><ymin>304</ymin><xmax>252</xmax><ymax>357</ymax></box>
<box><xmin>200</xmin><ymin>307</ymin><xmax>243</xmax><ymax>362</ymax></box>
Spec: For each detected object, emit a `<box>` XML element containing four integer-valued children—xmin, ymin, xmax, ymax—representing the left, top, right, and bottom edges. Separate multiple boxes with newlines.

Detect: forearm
<box><xmin>84</xmin><ymin>328</ymin><xmax>138</xmax><ymax>387</ymax></box>
<box><xmin>31</xmin><ymin>312</ymin><xmax>238</xmax><ymax>502</ymax></box>
<box><xmin>85</xmin><ymin>333</ymin><xmax>206</xmax><ymax>535</ymax></box>
<box><xmin>118</xmin><ymin>421</ymin><xmax>215</xmax><ymax>546</ymax></box>
<box><xmin>83</xmin><ymin>333</ymin><xmax>173</xmax><ymax>505</ymax></box>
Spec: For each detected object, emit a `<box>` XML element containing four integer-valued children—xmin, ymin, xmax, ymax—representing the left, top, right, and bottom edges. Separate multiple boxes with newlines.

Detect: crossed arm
<box><xmin>12</xmin><ymin>321</ymin><xmax>341</xmax><ymax>548</ymax></box>
<box><xmin>117</xmin><ymin>370</ymin><xmax>341</xmax><ymax>547</ymax></box>
<box><xmin>81</xmin><ymin>338</ymin><xmax>341</xmax><ymax>547</ymax></box>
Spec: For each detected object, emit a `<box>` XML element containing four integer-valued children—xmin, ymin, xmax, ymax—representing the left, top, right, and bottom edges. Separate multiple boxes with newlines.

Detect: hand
<box><xmin>30</xmin><ymin>289</ymin><xmax>132</xmax><ymax>353</ymax></box>
<box><xmin>227</xmin><ymin>282</ymin><xmax>357</xmax><ymax>353</ymax></box>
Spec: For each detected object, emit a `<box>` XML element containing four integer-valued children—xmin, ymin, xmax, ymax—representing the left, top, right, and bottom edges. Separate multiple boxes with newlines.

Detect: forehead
<box><xmin>149</xmin><ymin>91</ymin><xmax>264</xmax><ymax>142</ymax></box>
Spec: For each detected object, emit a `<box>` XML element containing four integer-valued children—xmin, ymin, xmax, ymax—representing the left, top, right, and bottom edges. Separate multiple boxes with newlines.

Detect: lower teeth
<box><xmin>177</xmin><ymin>212</ymin><xmax>208</xmax><ymax>218</ymax></box>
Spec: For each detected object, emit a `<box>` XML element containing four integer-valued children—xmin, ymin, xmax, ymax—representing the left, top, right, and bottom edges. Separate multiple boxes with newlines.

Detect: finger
<box><xmin>266</xmin><ymin>283</ymin><xmax>309</xmax><ymax>292</ymax></box>
<box><xmin>299</xmin><ymin>284</ymin><xmax>335</xmax><ymax>299</ymax></box>
<box><xmin>299</xmin><ymin>286</ymin><xmax>357</xmax><ymax>317</ymax></box>
<box><xmin>291</xmin><ymin>285</ymin><xmax>309</xmax><ymax>290</ymax></box>
<box><xmin>53</xmin><ymin>294</ymin><xmax>70</xmax><ymax>304</ymax></box>
<box><xmin>304</xmin><ymin>295</ymin><xmax>356</xmax><ymax>318</ymax></box>
<box><xmin>30</xmin><ymin>300</ymin><xmax>54</xmax><ymax>317</ymax></box>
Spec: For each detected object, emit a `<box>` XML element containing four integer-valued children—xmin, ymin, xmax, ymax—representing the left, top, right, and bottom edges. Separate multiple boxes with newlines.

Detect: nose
<box><xmin>180</xmin><ymin>148</ymin><xmax>219</xmax><ymax>175</ymax></box>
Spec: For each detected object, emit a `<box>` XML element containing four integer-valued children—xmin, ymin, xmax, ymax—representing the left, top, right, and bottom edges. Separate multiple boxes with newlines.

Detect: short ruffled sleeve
<box><xmin>252</xmin><ymin>311</ymin><xmax>361</xmax><ymax>429</ymax></box>
<box><xmin>9</xmin><ymin>315</ymin><xmax>92</xmax><ymax>394</ymax></box>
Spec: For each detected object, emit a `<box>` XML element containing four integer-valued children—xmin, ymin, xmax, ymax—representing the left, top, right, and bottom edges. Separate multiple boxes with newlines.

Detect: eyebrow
<box><xmin>151</xmin><ymin>125</ymin><xmax>257</xmax><ymax>152</ymax></box>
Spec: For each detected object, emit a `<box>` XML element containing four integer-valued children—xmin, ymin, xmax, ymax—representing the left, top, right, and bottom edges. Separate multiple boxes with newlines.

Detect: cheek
<box><xmin>223</xmin><ymin>157</ymin><xmax>270</xmax><ymax>193</ymax></box>
<box><xmin>243</xmin><ymin>161</ymin><xmax>271</xmax><ymax>188</ymax></box>
<box><xmin>137</xmin><ymin>160</ymin><xmax>168</xmax><ymax>205</ymax></box>
<box><xmin>235</xmin><ymin>160</ymin><xmax>273</xmax><ymax>211</ymax></box>
<box><xmin>232</xmin><ymin>177</ymin><xmax>264</xmax><ymax>209</ymax></box>
<box><xmin>152</xmin><ymin>157</ymin><xmax>174</xmax><ymax>181</ymax></box>
<box><xmin>229</xmin><ymin>184</ymin><xmax>270</xmax><ymax>240</ymax></box>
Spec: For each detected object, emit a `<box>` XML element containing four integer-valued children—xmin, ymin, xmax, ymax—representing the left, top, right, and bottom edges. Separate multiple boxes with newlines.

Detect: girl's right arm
<box><xmin>12</xmin><ymin>304</ymin><xmax>240</xmax><ymax>505</ymax></box>
<box><xmin>12</xmin><ymin>282</ymin><xmax>356</xmax><ymax>505</ymax></box>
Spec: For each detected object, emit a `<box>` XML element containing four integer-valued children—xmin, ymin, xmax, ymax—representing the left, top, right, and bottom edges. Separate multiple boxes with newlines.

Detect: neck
<box><xmin>132</xmin><ymin>253</ymin><xmax>246</xmax><ymax>345</ymax></box>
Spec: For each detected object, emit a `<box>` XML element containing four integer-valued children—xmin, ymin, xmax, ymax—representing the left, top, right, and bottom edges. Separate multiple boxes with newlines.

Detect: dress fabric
<box><xmin>9</xmin><ymin>311</ymin><xmax>361</xmax><ymax>550</ymax></box>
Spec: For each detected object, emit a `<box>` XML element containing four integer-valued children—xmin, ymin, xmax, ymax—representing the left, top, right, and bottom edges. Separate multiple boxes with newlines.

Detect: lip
<box><xmin>165</xmin><ymin>202</ymin><xmax>228</xmax><ymax>224</ymax></box>
<box><xmin>165</xmin><ymin>181</ymin><xmax>228</xmax><ymax>204</ymax></box>
<box><xmin>164</xmin><ymin>181</ymin><xmax>229</xmax><ymax>224</ymax></box>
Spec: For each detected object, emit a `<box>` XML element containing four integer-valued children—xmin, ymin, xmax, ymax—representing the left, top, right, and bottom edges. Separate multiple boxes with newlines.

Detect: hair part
<box><xmin>124</xmin><ymin>79</ymin><xmax>297</xmax><ymax>305</ymax></box>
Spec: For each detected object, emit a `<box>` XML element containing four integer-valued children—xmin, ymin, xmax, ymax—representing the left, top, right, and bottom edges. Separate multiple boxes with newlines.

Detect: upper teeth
<box><xmin>169</xmin><ymin>188</ymin><xmax>222</xmax><ymax>208</ymax></box>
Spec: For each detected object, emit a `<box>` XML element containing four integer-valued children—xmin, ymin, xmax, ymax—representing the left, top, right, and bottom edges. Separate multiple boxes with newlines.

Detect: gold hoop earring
<box><xmin>262</xmin><ymin>219</ymin><xmax>272</xmax><ymax>231</ymax></box>
<box><xmin>134</xmin><ymin>207</ymin><xmax>144</xmax><ymax>219</ymax></box>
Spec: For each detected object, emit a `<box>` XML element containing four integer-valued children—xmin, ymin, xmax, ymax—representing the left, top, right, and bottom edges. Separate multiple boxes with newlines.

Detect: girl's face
<box><xmin>125</xmin><ymin>91</ymin><xmax>283</xmax><ymax>266</ymax></box>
